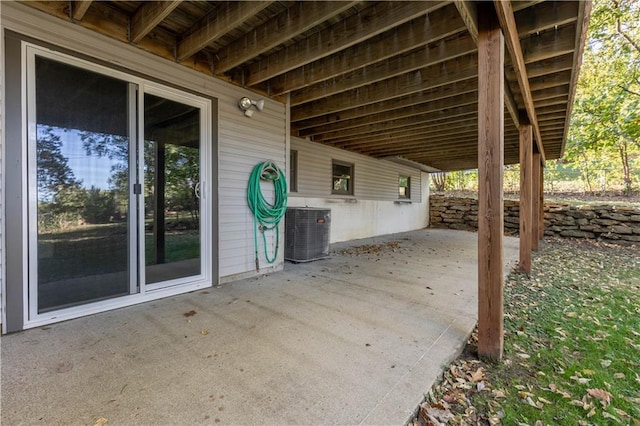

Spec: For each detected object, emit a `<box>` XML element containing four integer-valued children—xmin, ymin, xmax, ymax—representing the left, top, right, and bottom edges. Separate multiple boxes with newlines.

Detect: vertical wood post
<box><xmin>518</xmin><ymin>119</ymin><xmax>533</xmax><ymax>272</ymax></box>
<box><xmin>539</xmin><ymin>166</ymin><xmax>545</xmax><ymax>240</ymax></box>
<box><xmin>532</xmin><ymin>153</ymin><xmax>541</xmax><ymax>250</ymax></box>
<box><xmin>477</xmin><ymin>3</ymin><xmax>504</xmax><ymax>361</ymax></box>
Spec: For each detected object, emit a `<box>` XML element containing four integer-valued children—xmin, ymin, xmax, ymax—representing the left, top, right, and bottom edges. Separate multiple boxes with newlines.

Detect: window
<box><xmin>399</xmin><ymin>175</ymin><xmax>411</xmax><ymax>199</ymax></box>
<box><xmin>289</xmin><ymin>150</ymin><xmax>298</xmax><ymax>192</ymax></box>
<box><xmin>332</xmin><ymin>160</ymin><xmax>354</xmax><ymax>195</ymax></box>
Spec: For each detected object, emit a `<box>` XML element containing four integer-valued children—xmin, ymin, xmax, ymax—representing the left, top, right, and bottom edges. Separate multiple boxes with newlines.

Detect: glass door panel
<box><xmin>33</xmin><ymin>56</ymin><xmax>134</xmax><ymax>312</ymax></box>
<box><xmin>143</xmin><ymin>93</ymin><xmax>201</xmax><ymax>284</ymax></box>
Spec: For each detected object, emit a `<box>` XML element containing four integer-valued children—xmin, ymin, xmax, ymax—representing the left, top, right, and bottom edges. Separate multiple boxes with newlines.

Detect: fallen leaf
<box><xmin>516</xmin><ymin>353</ymin><xmax>531</xmax><ymax>359</ymax></box>
<box><xmin>492</xmin><ymin>389</ymin><xmax>506</xmax><ymax>398</ymax></box>
<box><xmin>602</xmin><ymin>412</ymin><xmax>620</xmax><ymax>422</ymax></box>
<box><xmin>587</xmin><ymin>388</ymin><xmax>613</xmax><ymax>408</ymax></box>
<box><xmin>469</xmin><ymin>367</ymin><xmax>485</xmax><ymax>383</ymax></box>
<box><xmin>538</xmin><ymin>397</ymin><xmax>553</xmax><ymax>404</ymax></box>
<box><xmin>201</xmin><ymin>329</ymin><xmax>209</xmax><ymax>335</ymax></box>
<box><xmin>587</xmin><ymin>407</ymin><xmax>597</xmax><ymax>418</ymax></box>
<box><xmin>600</xmin><ymin>360</ymin><xmax>612</xmax><ymax>367</ymax></box>
<box><xmin>570</xmin><ymin>375</ymin><xmax>591</xmax><ymax>384</ymax></box>
<box><xmin>613</xmin><ymin>408</ymin><xmax>629</xmax><ymax>419</ymax></box>
<box><xmin>93</xmin><ymin>418</ymin><xmax>108</xmax><ymax>426</ymax></box>
<box><xmin>583</xmin><ymin>369</ymin><xmax>595</xmax><ymax>376</ymax></box>
<box><xmin>183</xmin><ymin>310</ymin><xmax>197</xmax><ymax>317</ymax></box>
<box><xmin>613</xmin><ymin>372</ymin><xmax>625</xmax><ymax>379</ymax></box>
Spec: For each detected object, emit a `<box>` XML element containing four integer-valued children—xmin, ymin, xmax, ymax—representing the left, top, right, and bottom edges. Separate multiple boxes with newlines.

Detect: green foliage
<box><xmin>567</xmin><ymin>0</ymin><xmax>640</xmax><ymax>194</ymax></box>
<box><xmin>81</xmin><ymin>187</ymin><xmax>118</xmax><ymax>224</ymax></box>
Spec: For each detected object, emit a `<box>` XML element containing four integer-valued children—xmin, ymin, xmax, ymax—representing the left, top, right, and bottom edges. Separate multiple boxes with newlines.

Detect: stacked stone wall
<box><xmin>430</xmin><ymin>195</ymin><xmax>640</xmax><ymax>243</ymax></box>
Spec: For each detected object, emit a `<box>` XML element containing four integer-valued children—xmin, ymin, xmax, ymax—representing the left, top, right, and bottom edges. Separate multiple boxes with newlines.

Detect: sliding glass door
<box><xmin>31</xmin><ymin>55</ymin><xmax>135</xmax><ymax>312</ymax></box>
<box><xmin>143</xmin><ymin>92</ymin><xmax>203</xmax><ymax>287</ymax></box>
<box><xmin>26</xmin><ymin>44</ymin><xmax>211</xmax><ymax>321</ymax></box>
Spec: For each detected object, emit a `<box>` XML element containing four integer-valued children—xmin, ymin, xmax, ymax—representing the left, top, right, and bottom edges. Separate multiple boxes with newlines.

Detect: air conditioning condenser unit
<box><xmin>285</xmin><ymin>207</ymin><xmax>331</xmax><ymax>262</ymax></box>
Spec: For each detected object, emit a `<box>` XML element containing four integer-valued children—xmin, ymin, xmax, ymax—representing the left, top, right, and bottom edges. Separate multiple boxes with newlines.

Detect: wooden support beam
<box><xmin>518</xmin><ymin>118</ymin><xmax>533</xmax><ymax>273</ymax></box>
<box><xmin>270</xmin><ymin>3</ymin><xmax>465</xmax><ymax>96</ymax></box>
<box><xmin>532</xmin><ymin>152</ymin><xmax>541</xmax><ymax>251</ymax></box>
<box><xmin>72</xmin><ymin>0</ymin><xmax>93</xmax><ymax>21</ymax></box>
<box><xmin>214</xmin><ymin>1</ymin><xmax>357</xmax><ymax>74</ymax></box>
<box><xmin>131</xmin><ymin>1</ymin><xmax>181</xmax><ymax>43</ymax></box>
<box><xmin>246</xmin><ymin>1</ymin><xmax>446</xmax><ymax>86</ymax></box>
<box><xmin>177</xmin><ymin>1</ymin><xmax>273</xmax><ymax>61</ymax></box>
<box><xmin>494</xmin><ymin>0</ymin><xmax>545</xmax><ymax>164</ymax></box>
<box><xmin>539</xmin><ymin>166</ymin><xmax>545</xmax><ymax>240</ymax></box>
<box><xmin>477</xmin><ymin>3</ymin><xmax>504</xmax><ymax>361</ymax></box>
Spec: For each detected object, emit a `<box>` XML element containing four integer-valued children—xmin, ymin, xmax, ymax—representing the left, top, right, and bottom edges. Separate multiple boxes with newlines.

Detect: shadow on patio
<box><xmin>1</xmin><ymin>229</ymin><xmax>518</xmax><ymax>425</ymax></box>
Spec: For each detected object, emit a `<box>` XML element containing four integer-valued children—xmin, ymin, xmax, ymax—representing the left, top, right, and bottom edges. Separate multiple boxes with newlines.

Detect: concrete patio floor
<box><xmin>1</xmin><ymin>229</ymin><xmax>519</xmax><ymax>425</ymax></box>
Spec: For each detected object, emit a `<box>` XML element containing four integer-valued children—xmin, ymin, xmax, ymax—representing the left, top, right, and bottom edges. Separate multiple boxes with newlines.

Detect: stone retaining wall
<box><xmin>429</xmin><ymin>195</ymin><xmax>640</xmax><ymax>243</ymax></box>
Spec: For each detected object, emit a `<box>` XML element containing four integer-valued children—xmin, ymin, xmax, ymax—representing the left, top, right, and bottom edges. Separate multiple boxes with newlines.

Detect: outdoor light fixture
<box><xmin>238</xmin><ymin>96</ymin><xmax>265</xmax><ymax>117</ymax></box>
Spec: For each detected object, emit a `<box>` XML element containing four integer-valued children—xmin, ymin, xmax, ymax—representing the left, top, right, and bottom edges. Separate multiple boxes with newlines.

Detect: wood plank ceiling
<box><xmin>26</xmin><ymin>0</ymin><xmax>590</xmax><ymax>171</ymax></box>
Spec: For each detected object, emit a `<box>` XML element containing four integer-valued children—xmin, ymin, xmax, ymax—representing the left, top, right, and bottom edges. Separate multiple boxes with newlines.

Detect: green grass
<box><xmin>39</xmin><ymin>223</ymin><xmax>200</xmax><ymax>282</ymax></box>
<box><xmin>419</xmin><ymin>239</ymin><xmax>640</xmax><ymax>425</ymax></box>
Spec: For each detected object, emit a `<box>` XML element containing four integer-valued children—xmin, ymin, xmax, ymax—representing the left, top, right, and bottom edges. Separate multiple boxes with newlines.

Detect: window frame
<box><xmin>398</xmin><ymin>175</ymin><xmax>411</xmax><ymax>199</ymax></box>
<box><xmin>331</xmin><ymin>160</ymin><xmax>354</xmax><ymax>196</ymax></box>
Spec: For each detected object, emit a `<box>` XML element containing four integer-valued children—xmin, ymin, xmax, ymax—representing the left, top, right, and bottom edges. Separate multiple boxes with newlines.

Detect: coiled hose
<box><xmin>247</xmin><ymin>161</ymin><xmax>288</xmax><ymax>271</ymax></box>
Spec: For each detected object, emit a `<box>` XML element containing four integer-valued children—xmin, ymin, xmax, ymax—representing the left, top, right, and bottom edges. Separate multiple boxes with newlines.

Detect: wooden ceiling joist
<box><xmin>245</xmin><ymin>1</ymin><xmax>447</xmax><ymax>87</ymax></box>
<box><xmin>331</xmin><ymin>117</ymin><xmax>481</xmax><ymax>145</ymax></box>
<box><xmin>313</xmin><ymin>108</ymin><xmax>477</xmax><ymax>146</ymax></box>
<box><xmin>131</xmin><ymin>1</ymin><xmax>182</xmax><ymax>43</ymax></box>
<box><xmin>293</xmin><ymin>80</ymin><xmax>478</xmax><ymax>133</ymax></box>
<box><xmin>514</xmin><ymin>1</ymin><xmax>579</xmax><ymax>37</ymax></box>
<box><xmin>520</xmin><ymin>23</ymin><xmax>577</xmax><ymax>65</ymax></box>
<box><xmin>300</xmin><ymin>92</ymin><xmax>478</xmax><ymax>139</ymax></box>
<box><xmin>292</xmin><ymin>54</ymin><xmax>478</xmax><ymax>122</ymax></box>
<box><xmin>71</xmin><ymin>0</ymin><xmax>92</xmax><ymax>21</ymax></box>
<box><xmin>214</xmin><ymin>1</ymin><xmax>358</xmax><ymax>75</ymax></box>
<box><xmin>269</xmin><ymin>3</ymin><xmax>467</xmax><ymax>96</ymax></box>
<box><xmin>177</xmin><ymin>1</ymin><xmax>273</xmax><ymax>62</ymax></box>
<box><xmin>291</xmin><ymin>34</ymin><xmax>476</xmax><ymax>106</ymax></box>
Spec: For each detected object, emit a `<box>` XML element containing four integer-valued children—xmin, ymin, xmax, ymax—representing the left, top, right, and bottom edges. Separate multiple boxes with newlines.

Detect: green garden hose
<box><xmin>247</xmin><ymin>161</ymin><xmax>288</xmax><ymax>271</ymax></box>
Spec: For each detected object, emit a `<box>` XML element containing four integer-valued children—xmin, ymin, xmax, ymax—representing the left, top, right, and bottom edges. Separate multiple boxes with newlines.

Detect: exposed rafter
<box><xmin>291</xmin><ymin>35</ymin><xmax>476</xmax><ymax>106</ymax></box>
<box><xmin>269</xmin><ymin>3</ymin><xmax>466</xmax><ymax>96</ymax></box>
<box><xmin>71</xmin><ymin>0</ymin><xmax>92</xmax><ymax>21</ymax></box>
<box><xmin>214</xmin><ymin>1</ymin><xmax>358</xmax><ymax>74</ymax></box>
<box><xmin>177</xmin><ymin>1</ymin><xmax>273</xmax><ymax>62</ymax></box>
<box><xmin>131</xmin><ymin>1</ymin><xmax>181</xmax><ymax>43</ymax></box>
<box><xmin>292</xmin><ymin>54</ymin><xmax>478</xmax><ymax>122</ymax></box>
<box><xmin>245</xmin><ymin>1</ymin><xmax>447</xmax><ymax>86</ymax></box>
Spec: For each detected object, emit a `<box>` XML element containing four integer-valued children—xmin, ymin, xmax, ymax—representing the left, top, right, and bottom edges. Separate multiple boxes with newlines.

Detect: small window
<box><xmin>289</xmin><ymin>150</ymin><xmax>298</xmax><ymax>192</ymax></box>
<box><xmin>399</xmin><ymin>175</ymin><xmax>411</xmax><ymax>199</ymax></box>
<box><xmin>332</xmin><ymin>160</ymin><xmax>354</xmax><ymax>195</ymax></box>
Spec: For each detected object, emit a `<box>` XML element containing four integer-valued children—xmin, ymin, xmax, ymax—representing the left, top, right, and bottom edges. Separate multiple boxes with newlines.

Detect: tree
<box><xmin>566</xmin><ymin>0</ymin><xmax>640</xmax><ymax>194</ymax></box>
<box><xmin>36</xmin><ymin>126</ymin><xmax>80</xmax><ymax>199</ymax></box>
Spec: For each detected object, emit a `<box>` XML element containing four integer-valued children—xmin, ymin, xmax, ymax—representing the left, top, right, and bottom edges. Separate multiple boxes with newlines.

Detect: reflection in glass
<box><xmin>144</xmin><ymin>94</ymin><xmax>201</xmax><ymax>284</ymax></box>
<box><xmin>35</xmin><ymin>57</ymin><xmax>131</xmax><ymax>312</ymax></box>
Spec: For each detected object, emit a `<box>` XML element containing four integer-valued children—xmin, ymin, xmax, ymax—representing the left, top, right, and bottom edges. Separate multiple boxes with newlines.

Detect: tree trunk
<box><xmin>618</xmin><ymin>140</ymin><xmax>632</xmax><ymax>195</ymax></box>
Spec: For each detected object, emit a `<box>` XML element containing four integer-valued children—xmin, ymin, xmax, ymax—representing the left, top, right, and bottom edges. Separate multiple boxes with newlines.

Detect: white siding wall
<box><xmin>289</xmin><ymin>137</ymin><xmax>430</xmax><ymax>243</ymax></box>
<box><xmin>1</xmin><ymin>3</ymin><xmax>287</xmax><ymax>287</ymax></box>
<box><xmin>218</xmin><ymin>105</ymin><xmax>286</xmax><ymax>280</ymax></box>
